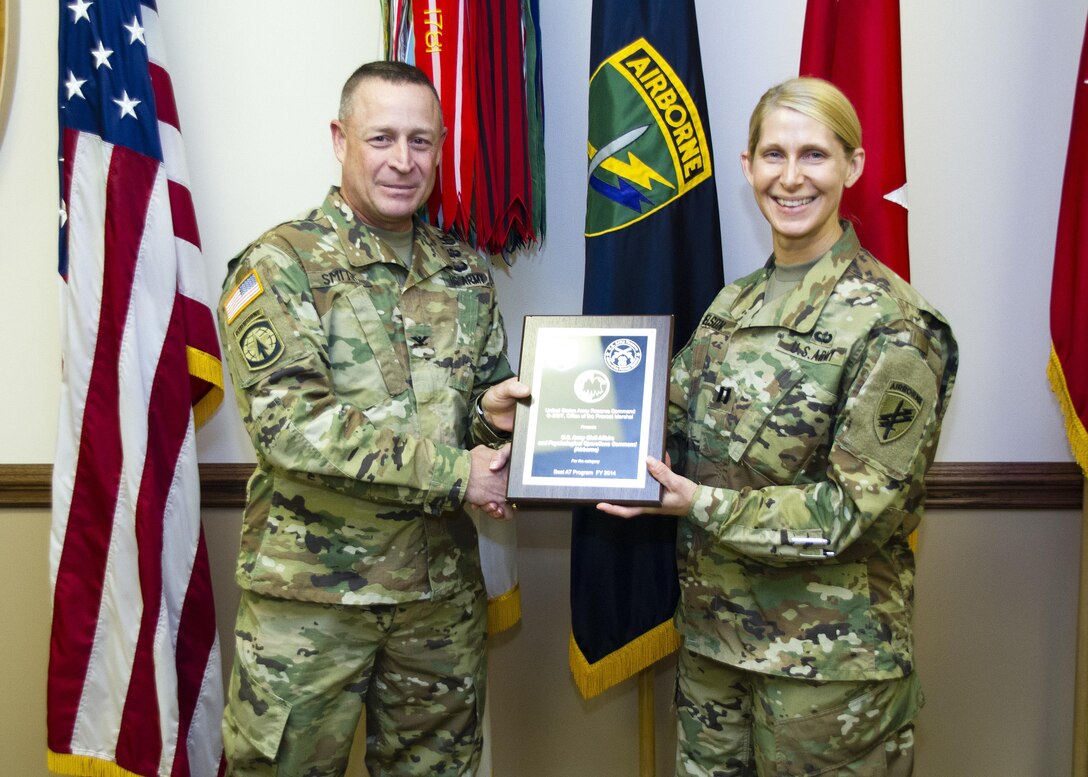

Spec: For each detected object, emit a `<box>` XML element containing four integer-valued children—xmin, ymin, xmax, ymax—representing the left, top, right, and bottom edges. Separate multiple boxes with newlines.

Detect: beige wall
<box><xmin>5</xmin><ymin>507</ymin><xmax>1082</xmax><ymax>776</ymax></box>
<box><xmin>3</xmin><ymin>0</ymin><xmax>1087</xmax><ymax>775</ymax></box>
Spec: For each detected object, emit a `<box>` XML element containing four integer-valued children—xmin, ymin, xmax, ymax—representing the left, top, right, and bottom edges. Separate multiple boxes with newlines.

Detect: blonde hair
<box><xmin>747</xmin><ymin>77</ymin><xmax>861</xmax><ymax>158</ymax></box>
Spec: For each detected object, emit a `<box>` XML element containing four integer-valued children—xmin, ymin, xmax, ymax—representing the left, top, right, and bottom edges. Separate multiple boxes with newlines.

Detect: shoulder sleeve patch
<box><xmin>234</xmin><ymin>311</ymin><xmax>284</xmax><ymax>372</ymax></box>
<box><xmin>875</xmin><ymin>381</ymin><xmax>924</xmax><ymax>443</ymax></box>
<box><xmin>839</xmin><ymin>346</ymin><xmax>940</xmax><ymax>479</ymax></box>
<box><xmin>224</xmin><ymin>270</ymin><xmax>264</xmax><ymax>324</ymax></box>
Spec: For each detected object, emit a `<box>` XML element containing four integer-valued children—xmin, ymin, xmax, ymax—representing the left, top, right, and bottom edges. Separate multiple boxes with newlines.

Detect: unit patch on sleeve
<box><xmin>224</xmin><ymin>270</ymin><xmax>264</xmax><ymax>324</ymax></box>
<box><xmin>236</xmin><ymin>313</ymin><xmax>284</xmax><ymax>371</ymax></box>
<box><xmin>875</xmin><ymin>382</ymin><xmax>922</xmax><ymax>443</ymax></box>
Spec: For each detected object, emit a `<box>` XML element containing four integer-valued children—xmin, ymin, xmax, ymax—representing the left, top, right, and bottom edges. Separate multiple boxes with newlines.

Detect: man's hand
<box><xmin>595</xmin><ymin>455</ymin><xmax>696</xmax><ymax>519</ymax></box>
<box><xmin>479</xmin><ymin>378</ymin><xmax>531</xmax><ymax>434</ymax></box>
<box><xmin>465</xmin><ymin>443</ymin><xmax>513</xmax><ymax>520</ymax></box>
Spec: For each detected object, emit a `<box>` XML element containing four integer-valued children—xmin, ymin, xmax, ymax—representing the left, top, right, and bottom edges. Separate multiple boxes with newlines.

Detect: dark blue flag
<box><xmin>570</xmin><ymin>0</ymin><xmax>724</xmax><ymax>698</ymax></box>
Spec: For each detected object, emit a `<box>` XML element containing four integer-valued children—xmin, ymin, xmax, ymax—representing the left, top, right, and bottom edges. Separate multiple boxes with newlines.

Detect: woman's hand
<box><xmin>596</xmin><ymin>455</ymin><xmax>696</xmax><ymax>518</ymax></box>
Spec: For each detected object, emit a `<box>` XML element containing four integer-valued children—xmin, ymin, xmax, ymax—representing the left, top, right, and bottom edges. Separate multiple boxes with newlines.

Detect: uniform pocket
<box><xmin>770</xmin><ymin>674</ymin><xmax>921</xmax><ymax>776</ymax></box>
<box><xmin>729</xmin><ymin>369</ymin><xmax>836</xmax><ymax>484</ymax></box>
<box><xmin>224</xmin><ymin>662</ymin><xmax>292</xmax><ymax>766</ymax></box>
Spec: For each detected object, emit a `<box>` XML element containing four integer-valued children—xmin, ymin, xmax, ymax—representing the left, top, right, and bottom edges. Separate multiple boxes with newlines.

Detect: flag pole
<box><xmin>1074</xmin><ymin>477</ymin><xmax>1088</xmax><ymax>777</ymax></box>
<box><xmin>638</xmin><ymin>668</ymin><xmax>655</xmax><ymax>777</ymax></box>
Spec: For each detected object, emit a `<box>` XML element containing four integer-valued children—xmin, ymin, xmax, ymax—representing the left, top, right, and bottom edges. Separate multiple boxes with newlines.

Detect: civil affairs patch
<box><xmin>875</xmin><ymin>381</ymin><xmax>923</xmax><ymax>443</ymax></box>
<box><xmin>236</xmin><ymin>313</ymin><xmax>284</xmax><ymax>371</ymax></box>
<box><xmin>585</xmin><ymin>37</ymin><xmax>713</xmax><ymax>237</ymax></box>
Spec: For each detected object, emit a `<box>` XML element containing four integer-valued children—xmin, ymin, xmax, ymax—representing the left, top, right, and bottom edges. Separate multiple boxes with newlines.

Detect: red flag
<box><xmin>800</xmin><ymin>0</ymin><xmax>910</xmax><ymax>281</ymax></box>
<box><xmin>472</xmin><ymin>0</ymin><xmax>534</xmax><ymax>254</ymax></box>
<box><xmin>50</xmin><ymin>2</ymin><xmax>225</xmax><ymax>776</ymax></box>
<box><xmin>1049</xmin><ymin>16</ymin><xmax>1088</xmax><ymax>474</ymax></box>
<box><xmin>413</xmin><ymin>0</ymin><xmax>477</xmax><ymax>238</ymax></box>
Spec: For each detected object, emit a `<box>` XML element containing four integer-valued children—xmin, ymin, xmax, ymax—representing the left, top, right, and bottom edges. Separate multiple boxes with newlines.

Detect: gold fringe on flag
<box><xmin>568</xmin><ymin>619</ymin><xmax>681</xmax><ymax>700</ymax></box>
<box><xmin>187</xmin><ymin>345</ymin><xmax>223</xmax><ymax>429</ymax></box>
<box><xmin>48</xmin><ymin>751</ymin><xmax>146</xmax><ymax>777</ymax></box>
<box><xmin>1049</xmin><ymin>343</ymin><xmax>1088</xmax><ymax>476</ymax></box>
<box><xmin>486</xmin><ymin>583</ymin><xmax>521</xmax><ymax>636</ymax></box>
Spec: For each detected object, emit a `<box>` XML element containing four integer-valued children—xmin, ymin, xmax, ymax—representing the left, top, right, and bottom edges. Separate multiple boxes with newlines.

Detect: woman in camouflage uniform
<box><xmin>599</xmin><ymin>78</ymin><xmax>958</xmax><ymax>776</ymax></box>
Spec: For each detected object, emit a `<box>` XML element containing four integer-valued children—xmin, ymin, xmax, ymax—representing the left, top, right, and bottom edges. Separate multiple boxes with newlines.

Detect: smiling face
<box><xmin>741</xmin><ymin>106</ymin><xmax>864</xmax><ymax>265</ymax></box>
<box><xmin>331</xmin><ymin>79</ymin><xmax>446</xmax><ymax>232</ymax></box>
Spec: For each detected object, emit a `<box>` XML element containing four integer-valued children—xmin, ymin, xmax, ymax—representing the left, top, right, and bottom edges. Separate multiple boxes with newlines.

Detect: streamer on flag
<box><xmin>380</xmin><ymin>0</ymin><xmax>547</xmax><ymax>634</ymax></box>
<box><xmin>570</xmin><ymin>0</ymin><xmax>725</xmax><ymax>699</ymax></box>
<box><xmin>382</xmin><ymin>0</ymin><xmax>546</xmax><ymax>256</ymax></box>
<box><xmin>50</xmin><ymin>1</ymin><xmax>225</xmax><ymax>775</ymax></box>
<box><xmin>800</xmin><ymin>0</ymin><xmax>911</xmax><ymax>281</ymax></box>
<box><xmin>1049</xmin><ymin>14</ymin><xmax>1088</xmax><ymax>475</ymax></box>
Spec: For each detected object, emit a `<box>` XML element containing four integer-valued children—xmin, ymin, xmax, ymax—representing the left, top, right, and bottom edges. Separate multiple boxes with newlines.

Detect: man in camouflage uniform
<box><xmin>599</xmin><ymin>78</ymin><xmax>957</xmax><ymax>775</ymax></box>
<box><xmin>217</xmin><ymin>61</ymin><xmax>526</xmax><ymax>777</ymax></box>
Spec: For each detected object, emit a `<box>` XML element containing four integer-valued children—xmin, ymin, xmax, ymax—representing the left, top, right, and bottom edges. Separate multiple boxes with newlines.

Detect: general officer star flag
<box><xmin>1050</xmin><ymin>12</ymin><xmax>1088</xmax><ymax>475</ymax></box>
<box><xmin>570</xmin><ymin>0</ymin><xmax>724</xmax><ymax>699</ymax></box>
<box><xmin>800</xmin><ymin>0</ymin><xmax>910</xmax><ymax>281</ymax></box>
<box><xmin>50</xmin><ymin>2</ymin><xmax>225</xmax><ymax>775</ymax></box>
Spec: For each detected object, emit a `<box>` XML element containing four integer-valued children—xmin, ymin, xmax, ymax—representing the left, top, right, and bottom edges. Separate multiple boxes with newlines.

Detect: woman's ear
<box><xmin>845</xmin><ymin>147</ymin><xmax>865</xmax><ymax>188</ymax></box>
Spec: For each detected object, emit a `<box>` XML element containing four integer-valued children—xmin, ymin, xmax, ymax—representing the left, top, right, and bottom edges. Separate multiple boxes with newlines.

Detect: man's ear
<box><xmin>330</xmin><ymin>120</ymin><xmax>347</xmax><ymax>165</ymax></box>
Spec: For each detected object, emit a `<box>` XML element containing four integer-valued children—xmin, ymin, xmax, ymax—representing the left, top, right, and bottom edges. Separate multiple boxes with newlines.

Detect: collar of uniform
<box><xmin>736</xmin><ymin>221</ymin><xmax>861</xmax><ymax>334</ymax></box>
<box><xmin>408</xmin><ymin>220</ymin><xmax>465</xmax><ymax>284</ymax></box>
<box><xmin>319</xmin><ymin>187</ymin><xmax>380</xmax><ymax>267</ymax></box>
<box><xmin>319</xmin><ymin>187</ymin><xmax>464</xmax><ymax>282</ymax></box>
<box><xmin>318</xmin><ymin>186</ymin><xmax>410</xmax><ymax>269</ymax></box>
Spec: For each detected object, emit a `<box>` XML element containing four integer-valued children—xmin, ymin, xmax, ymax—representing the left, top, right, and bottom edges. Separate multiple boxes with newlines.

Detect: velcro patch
<box><xmin>224</xmin><ymin>270</ymin><xmax>264</xmax><ymax>324</ymax></box>
<box><xmin>839</xmin><ymin>346</ymin><xmax>939</xmax><ymax>479</ymax></box>
<box><xmin>236</xmin><ymin>313</ymin><xmax>284</xmax><ymax>371</ymax></box>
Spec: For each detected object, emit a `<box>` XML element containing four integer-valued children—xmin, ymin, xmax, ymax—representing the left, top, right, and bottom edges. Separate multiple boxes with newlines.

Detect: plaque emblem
<box><xmin>574</xmin><ymin>370</ymin><xmax>611</xmax><ymax>404</ymax></box>
<box><xmin>604</xmin><ymin>338</ymin><xmax>642</xmax><ymax>373</ymax></box>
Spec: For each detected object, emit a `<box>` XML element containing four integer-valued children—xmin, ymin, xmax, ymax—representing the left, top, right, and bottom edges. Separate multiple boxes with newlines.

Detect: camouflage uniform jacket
<box><xmin>218</xmin><ymin>187</ymin><xmax>514</xmax><ymax>606</ymax></box>
<box><xmin>670</xmin><ymin>223</ymin><xmax>957</xmax><ymax>681</ymax></box>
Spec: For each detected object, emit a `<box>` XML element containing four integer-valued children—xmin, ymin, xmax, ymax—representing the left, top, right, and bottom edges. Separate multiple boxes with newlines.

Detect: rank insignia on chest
<box><xmin>236</xmin><ymin>313</ymin><xmax>284</xmax><ymax>371</ymax></box>
<box><xmin>875</xmin><ymin>381</ymin><xmax>924</xmax><ymax>442</ymax></box>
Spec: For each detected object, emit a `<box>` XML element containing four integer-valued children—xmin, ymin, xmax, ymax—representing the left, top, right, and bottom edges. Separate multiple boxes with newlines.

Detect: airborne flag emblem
<box><xmin>586</xmin><ymin>38</ymin><xmax>713</xmax><ymax>236</ymax></box>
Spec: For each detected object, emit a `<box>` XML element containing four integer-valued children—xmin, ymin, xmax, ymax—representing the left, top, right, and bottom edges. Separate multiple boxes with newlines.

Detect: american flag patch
<box><xmin>224</xmin><ymin>270</ymin><xmax>263</xmax><ymax>324</ymax></box>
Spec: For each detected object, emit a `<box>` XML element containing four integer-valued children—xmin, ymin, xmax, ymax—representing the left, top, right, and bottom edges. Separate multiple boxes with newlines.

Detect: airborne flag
<box><xmin>570</xmin><ymin>0</ymin><xmax>724</xmax><ymax>698</ymax></box>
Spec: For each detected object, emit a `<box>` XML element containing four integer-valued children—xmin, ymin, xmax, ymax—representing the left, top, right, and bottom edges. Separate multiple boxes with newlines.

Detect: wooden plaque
<box><xmin>507</xmin><ymin>315</ymin><xmax>672</xmax><ymax>507</ymax></box>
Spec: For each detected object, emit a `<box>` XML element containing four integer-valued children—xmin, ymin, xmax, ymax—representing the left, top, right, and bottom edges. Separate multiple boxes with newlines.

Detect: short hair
<box><xmin>747</xmin><ymin>77</ymin><xmax>862</xmax><ymax>159</ymax></box>
<box><xmin>338</xmin><ymin>61</ymin><xmax>441</xmax><ymax>121</ymax></box>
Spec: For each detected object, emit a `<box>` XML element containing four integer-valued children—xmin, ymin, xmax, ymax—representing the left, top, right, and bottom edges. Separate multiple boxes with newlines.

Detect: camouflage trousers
<box><xmin>223</xmin><ymin>587</ymin><xmax>487</xmax><ymax>777</ymax></box>
<box><xmin>676</xmin><ymin>648</ymin><xmax>922</xmax><ymax>777</ymax></box>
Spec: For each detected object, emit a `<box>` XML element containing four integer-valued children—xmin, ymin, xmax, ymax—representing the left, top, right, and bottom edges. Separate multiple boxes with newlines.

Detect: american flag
<box><xmin>50</xmin><ymin>1</ymin><xmax>225</xmax><ymax>776</ymax></box>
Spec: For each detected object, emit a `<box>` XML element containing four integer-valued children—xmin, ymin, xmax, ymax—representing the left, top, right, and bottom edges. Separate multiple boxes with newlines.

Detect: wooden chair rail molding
<box><xmin>0</xmin><ymin>462</ymin><xmax>1083</xmax><ymax>510</ymax></box>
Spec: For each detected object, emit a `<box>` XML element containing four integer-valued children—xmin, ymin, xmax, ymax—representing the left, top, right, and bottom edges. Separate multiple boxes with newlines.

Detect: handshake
<box><xmin>465</xmin><ymin>378</ymin><xmax>531</xmax><ymax>521</ymax></box>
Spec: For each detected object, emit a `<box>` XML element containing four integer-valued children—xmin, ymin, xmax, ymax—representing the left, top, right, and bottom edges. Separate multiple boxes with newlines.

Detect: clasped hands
<box><xmin>465</xmin><ymin>378</ymin><xmax>530</xmax><ymax>521</ymax></box>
